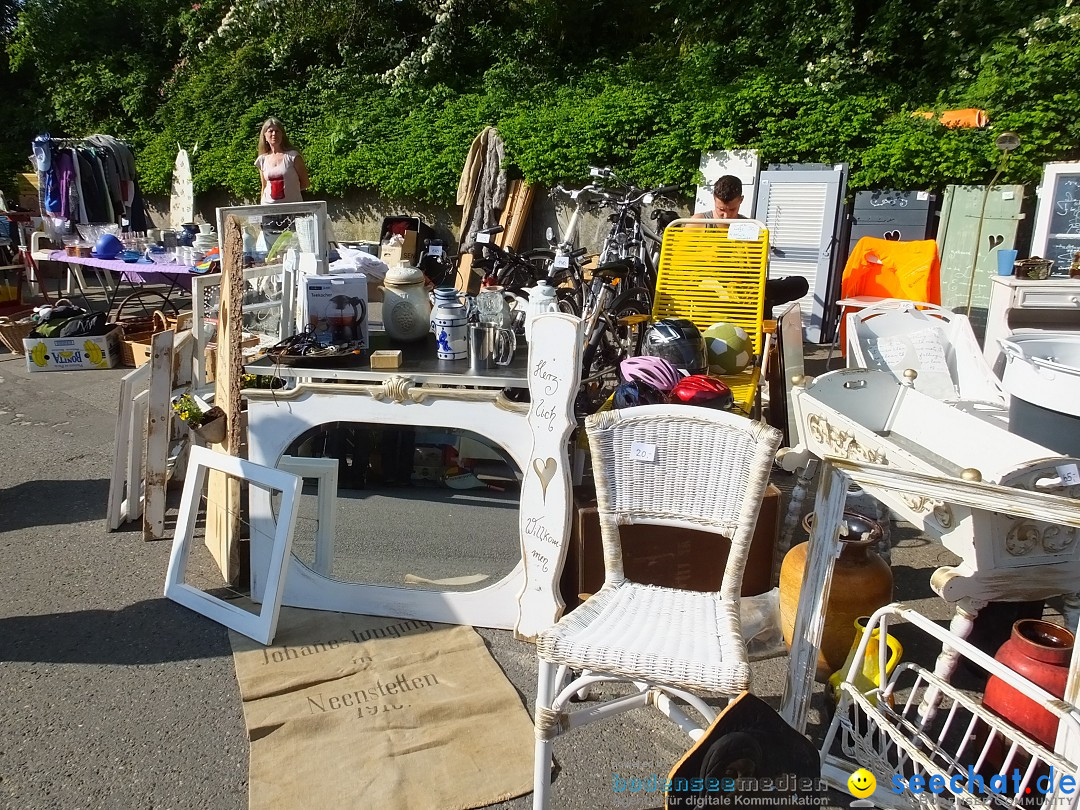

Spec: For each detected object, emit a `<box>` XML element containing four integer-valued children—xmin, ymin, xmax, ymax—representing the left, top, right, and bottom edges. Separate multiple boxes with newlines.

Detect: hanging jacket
<box><xmin>54</xmin><ymin>149</ymin><xmax>79</xmax><ymax>222</ymax></box>
<box><xmin>87</xmin><ymin>151</ymin><xmax>114</xmax><ymax>223</ymax></box>
<box><xmin>76</xmin><ymin>149</ymin><xmax>107</xmax><ymax>223</ymax></box>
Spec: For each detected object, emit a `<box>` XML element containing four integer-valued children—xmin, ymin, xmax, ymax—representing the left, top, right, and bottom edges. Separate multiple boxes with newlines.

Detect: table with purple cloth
<box><xmin>35</xmin><ymin>249</ymin><xmax>198</xmax><ymax>311</ymax></box>
<box><xmin>46</xmin><ymin>250</ymin><xmax>197</xmax><ymax>291</ymax></box>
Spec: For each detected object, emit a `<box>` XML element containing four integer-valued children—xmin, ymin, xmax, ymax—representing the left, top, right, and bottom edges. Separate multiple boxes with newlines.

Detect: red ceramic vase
<box><xmin>982</xmin><ymin>619</ymin><xmax>1074</xmax><ymax>750</ymax></box>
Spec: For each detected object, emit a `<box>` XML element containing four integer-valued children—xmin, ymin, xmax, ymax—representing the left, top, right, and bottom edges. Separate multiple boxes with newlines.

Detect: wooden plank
<box><xmin>125</xmin><ymin>390</ymin><xmax>148</xmax><ymax>524</ymax></box>
<box><xmin>141</xmin><ymin>329</ymin><xmax>174</xmax><ymax>540</ymax></box>
<box><xmin>514</xmin><ymin>313</ymin><xmax>582</xmax><ymax>640</ymax></box>
<box><xmin>204</xmin><ymin>215</ymin><xmax>245</xmax><ymax>583</ymax></box>
<box><xmin>831</xmin><ymin>457</ymin><xmax>1080</xmax><ymax>528</ymax></box>
<box><xmin>495</xmin><ymin>180</ymin><xmax>536</xmax><ymax>251</ymax></box>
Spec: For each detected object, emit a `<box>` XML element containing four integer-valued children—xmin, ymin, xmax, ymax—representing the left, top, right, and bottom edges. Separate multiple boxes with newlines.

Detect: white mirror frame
<box><xmin>277</xmin><ymin>455</ymin><xmax>339</xmax><ymax>577</ymax></box>
<box><xmin>164</xmin><ymin>445</ymin><xmax>302</xmax><ymax>645</ymax></box>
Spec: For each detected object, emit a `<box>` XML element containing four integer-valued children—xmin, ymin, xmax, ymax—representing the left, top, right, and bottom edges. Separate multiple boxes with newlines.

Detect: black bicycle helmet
<box><xmin>640</xmin><ymin>318</ymin><xmax>708</xmax><ymax>376</ymax></box>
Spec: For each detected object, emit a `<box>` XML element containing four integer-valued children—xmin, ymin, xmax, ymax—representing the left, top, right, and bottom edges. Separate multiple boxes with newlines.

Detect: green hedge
<box><xmin>13</xmin><ymin>3</ymin><xmax>1080</xmax><ymax>204</ymax></box>
<box><xmin>132</xmin><ymin>63</ymin><xmax>1080</xmax><ymax>205</ymax></box>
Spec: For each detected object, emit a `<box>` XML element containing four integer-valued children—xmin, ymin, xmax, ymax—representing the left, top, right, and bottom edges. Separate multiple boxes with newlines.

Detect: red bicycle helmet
<box><xmin>619</xmin><ymin>355</ymin><xmax>682</xmax><ymax>393</ymax></box>
<box><xmin>669</xmin><ymin>374</ymin><xmax>734</xmax><ymax>410</ymax></box>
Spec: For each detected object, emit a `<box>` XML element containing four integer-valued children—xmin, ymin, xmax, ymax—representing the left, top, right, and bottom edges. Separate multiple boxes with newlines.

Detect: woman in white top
<box><xmin>254</xmin><ymin>117</ymin><xmax>309</xmax><ymax>204</ymax></box>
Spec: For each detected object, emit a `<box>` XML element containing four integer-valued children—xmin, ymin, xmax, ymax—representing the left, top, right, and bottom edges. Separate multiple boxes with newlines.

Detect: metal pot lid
<box><xmin>384</xmin><ymin>263</ymin><xmax>425</xmax><ymax>286</ymax></box>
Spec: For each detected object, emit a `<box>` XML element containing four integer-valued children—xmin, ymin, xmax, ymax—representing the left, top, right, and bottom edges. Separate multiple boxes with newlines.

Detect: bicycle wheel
<box><xmin>556</xmin><ymin>287</ymin><xmax>581</xmax><ymax>316</ymax></box>
<box><xmin>580</xmin><ymin>295</ymin><xmax>648</xmax><ymax>391</ymax></box>
<box><xmin>610</xmin><ymin>288</ymin><xmax>650</xmax><ymax>356</ymax></box>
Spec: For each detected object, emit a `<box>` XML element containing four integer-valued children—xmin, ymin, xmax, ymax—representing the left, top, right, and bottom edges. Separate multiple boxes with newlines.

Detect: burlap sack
<box><xmin>230</xmin><ymin>607</ymin><xmax>535</xmax><ymax>810</ymax></box>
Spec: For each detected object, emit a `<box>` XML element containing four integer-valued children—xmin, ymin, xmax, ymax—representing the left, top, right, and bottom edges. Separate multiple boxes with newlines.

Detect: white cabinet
<box><xmin>983</xmin><ymin>276</ymin><xmax>1080</xmax><ymax>373</ymax></box>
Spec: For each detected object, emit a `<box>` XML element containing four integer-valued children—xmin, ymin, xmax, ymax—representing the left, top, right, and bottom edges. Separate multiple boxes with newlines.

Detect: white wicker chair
<box><xmin>531</xmin><ymin>404</ymin><xmax>782</xmax><ymax>808</ymax></box>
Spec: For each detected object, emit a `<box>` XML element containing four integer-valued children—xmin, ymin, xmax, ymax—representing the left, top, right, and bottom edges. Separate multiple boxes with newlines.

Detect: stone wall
<box><xmin>143</xmin><ymin>187</ymin><xmax>692</xmax><ymax>258</ymax></box>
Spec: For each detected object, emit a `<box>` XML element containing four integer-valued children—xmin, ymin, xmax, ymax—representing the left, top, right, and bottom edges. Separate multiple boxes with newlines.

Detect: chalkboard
<box><xmin>1048</xmin><ymin>174</ymin><xmax>1080</xmax><ymax>237</ymax></box>
<box><xmin>1046</xmin><ymin>236</ymin><xmax>1080</xmax><ymax>275</ymax></box>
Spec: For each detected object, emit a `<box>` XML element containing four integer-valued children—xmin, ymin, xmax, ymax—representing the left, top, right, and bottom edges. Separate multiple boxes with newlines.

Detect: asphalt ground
<box><xmin>0</xmin><ymin>282</ymin><xmax>1027</xmax><ymax>810</ymax></box>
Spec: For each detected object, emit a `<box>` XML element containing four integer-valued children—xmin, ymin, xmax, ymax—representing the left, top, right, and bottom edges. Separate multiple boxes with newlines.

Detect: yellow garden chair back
<box><xmin>652</xmin><ymin>218</ymin><xmax>769</xmax><ymax>413</ymax></box>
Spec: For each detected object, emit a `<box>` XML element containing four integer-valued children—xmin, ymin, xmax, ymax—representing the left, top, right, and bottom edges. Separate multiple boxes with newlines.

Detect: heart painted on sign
<box><xmin>988</xmin><ymin>234</ymin><xmax>1004</xmax><ymax>249</ymax></box>
<box><xmin>883</xmin><ymin>230</ymin><xmax>901</xmax><ymax>241</ymax></box>
<box><xmin>533</xmin><ymin>457</ymin><xmax>557</xmax><ymax>501</ymax></box>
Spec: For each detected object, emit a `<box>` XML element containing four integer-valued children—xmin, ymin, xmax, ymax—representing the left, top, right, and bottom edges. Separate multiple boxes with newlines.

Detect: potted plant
<box><xmin>171</xmin><ymin>393</ymin><xmax>227</xmax><ymax>443</ymax></box>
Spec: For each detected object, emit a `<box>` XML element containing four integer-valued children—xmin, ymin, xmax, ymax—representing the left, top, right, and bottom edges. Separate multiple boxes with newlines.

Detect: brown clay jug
<box><xmin>779</xmin><ymin>511</ymin><xmax>894</xmax><ymax>679</ymax></box>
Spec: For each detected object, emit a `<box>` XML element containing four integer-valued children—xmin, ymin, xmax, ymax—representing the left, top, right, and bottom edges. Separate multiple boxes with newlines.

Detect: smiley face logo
<box><xmin>848</xmin><ymin>768</ymin><xmax>876</xmax><ymax>798</ymax></box>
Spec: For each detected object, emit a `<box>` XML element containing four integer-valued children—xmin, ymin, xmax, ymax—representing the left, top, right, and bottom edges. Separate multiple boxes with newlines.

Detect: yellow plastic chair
<box><xmin>652</xmin><ymin>218</ymin><xmax>769</xmax><ymax>414</ymax></box>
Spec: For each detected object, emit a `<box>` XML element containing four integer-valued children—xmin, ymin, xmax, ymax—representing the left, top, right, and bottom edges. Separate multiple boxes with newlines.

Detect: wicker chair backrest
<box><xmin>584</xmin><ymin>404</ymin><xmax>781</xmax><ymax>598</ymax></box>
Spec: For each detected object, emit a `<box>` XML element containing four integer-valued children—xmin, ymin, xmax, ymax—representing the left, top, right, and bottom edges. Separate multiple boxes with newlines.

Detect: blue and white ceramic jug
<box><xmin>432</xmin><ymin>293</ymin><xmax>469</xmax><ymax>361</ymax></box>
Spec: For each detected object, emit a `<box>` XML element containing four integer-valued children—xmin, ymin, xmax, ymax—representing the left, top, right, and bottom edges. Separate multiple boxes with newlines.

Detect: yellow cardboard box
<box><xmin>23</xmin><ymin>326</ymin><xmax>122</xmax><ymax>372</ymax></box>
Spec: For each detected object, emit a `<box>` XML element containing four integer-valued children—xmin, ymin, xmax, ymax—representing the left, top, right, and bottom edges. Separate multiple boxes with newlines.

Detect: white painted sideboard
<box><xmin>245</xmin><ymin>312</ymin><xmax>582</xmax><ymax>641</ymax></box>
<box><xmin>983</xmin><ymin>276</ymin><xmax>1080</xmax><ymax>373</ymax></box>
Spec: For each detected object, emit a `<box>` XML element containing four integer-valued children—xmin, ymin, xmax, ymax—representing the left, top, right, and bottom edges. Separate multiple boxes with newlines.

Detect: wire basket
<box><xmin>0</xmin><ymin>309</ymin><xmax>35</xmax><ymax>355</ymax></box>
<box><xmin>821</xmin><ymin>604</ymin><xmax>1080</xmax><ymax>810</ymax></box>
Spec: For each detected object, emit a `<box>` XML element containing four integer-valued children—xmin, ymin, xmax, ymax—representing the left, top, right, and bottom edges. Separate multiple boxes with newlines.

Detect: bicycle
<box><xmin>415</xmin><ymin>238</ymin><xmax>459</xmax><ymax>288</ymax></box>
<box><xmin>547</xmin><ymin>167</ymin><xmax>678</xmax><ymax>314</ymax></box>
<box><xmin>590</xmin><ymin>167</ymin><xmax>679</xmax><ymax>308</ymax></box>
<box><xmin>471</xmin><ymin>225</ymin><xmax>583</xmax><ymax>312</ymax></box>
<box><xmin>577</xmin><ymin>265</ymin><xmax>651</xmax><ymax>411</ymax></box>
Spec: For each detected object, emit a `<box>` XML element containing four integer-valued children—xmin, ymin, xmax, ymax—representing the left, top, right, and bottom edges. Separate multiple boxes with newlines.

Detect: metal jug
<box><xmin>468</xmin><ymin>323</ymin><xmax>516</xmax><ymax>371</ymax></box>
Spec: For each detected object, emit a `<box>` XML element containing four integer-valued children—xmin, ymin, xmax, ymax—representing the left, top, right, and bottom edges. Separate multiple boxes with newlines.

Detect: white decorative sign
<box><xmin>727</xmin><ymin>221</ymin><xmax>761</xmax><ymax>242</ymax></box>
<box><xmin>516</xmin><ymin>313</ymin><xmax>583</xmax><ymax>640</ymax></box>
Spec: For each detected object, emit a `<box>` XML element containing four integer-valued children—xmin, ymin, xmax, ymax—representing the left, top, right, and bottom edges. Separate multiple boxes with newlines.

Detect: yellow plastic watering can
<box><xmin>829</xmin><ymin>616</ymin><xmax>903</xmax><ymax>705</ymax></box>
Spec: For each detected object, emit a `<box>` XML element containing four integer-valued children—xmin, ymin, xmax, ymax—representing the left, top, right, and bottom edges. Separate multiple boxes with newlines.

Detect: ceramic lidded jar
<box><xmin>381</xmin><ymin>263</ymin><xmax>431</xmax><ymax>342</ymax></box>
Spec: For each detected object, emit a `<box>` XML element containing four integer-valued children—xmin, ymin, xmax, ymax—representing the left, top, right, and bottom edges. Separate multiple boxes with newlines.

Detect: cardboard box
<box><xmin>23</xmin><ymin>326</ymin><xmax>123</xmax><ymax>372</ymax></box>
<box><xmin>379</xmin><ymin>230</ymin><xmax>418</xmax><ymax>266</ymax></box>
<box><xmin>302</xmin><ymin>273</ymin><xmax>369</xmax><ymax>348</ymax></box>
<box><xmin>561</xmin><ymin>484</ymin><xmax>781</xmax><ymax>610</ymax></box>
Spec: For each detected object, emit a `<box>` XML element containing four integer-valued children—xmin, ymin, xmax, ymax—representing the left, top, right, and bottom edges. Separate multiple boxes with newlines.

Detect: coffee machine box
<box><xmin>303</xmin><ymin>273</ymin><xmax>369</xmax><ymax>348</ymax></box>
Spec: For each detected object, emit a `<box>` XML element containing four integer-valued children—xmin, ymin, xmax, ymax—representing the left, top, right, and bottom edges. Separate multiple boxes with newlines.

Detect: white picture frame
<box><xmin>164</xmin><ymin>445</ymin><xmax>302</xmax><ymax>645</ymax></box>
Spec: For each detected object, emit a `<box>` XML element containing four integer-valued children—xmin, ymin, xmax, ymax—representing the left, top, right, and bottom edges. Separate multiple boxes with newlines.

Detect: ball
<box><xmin>704</xmin><ymin>321</ymin><xmax>752</xmax><ymax>374</ymax></box>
